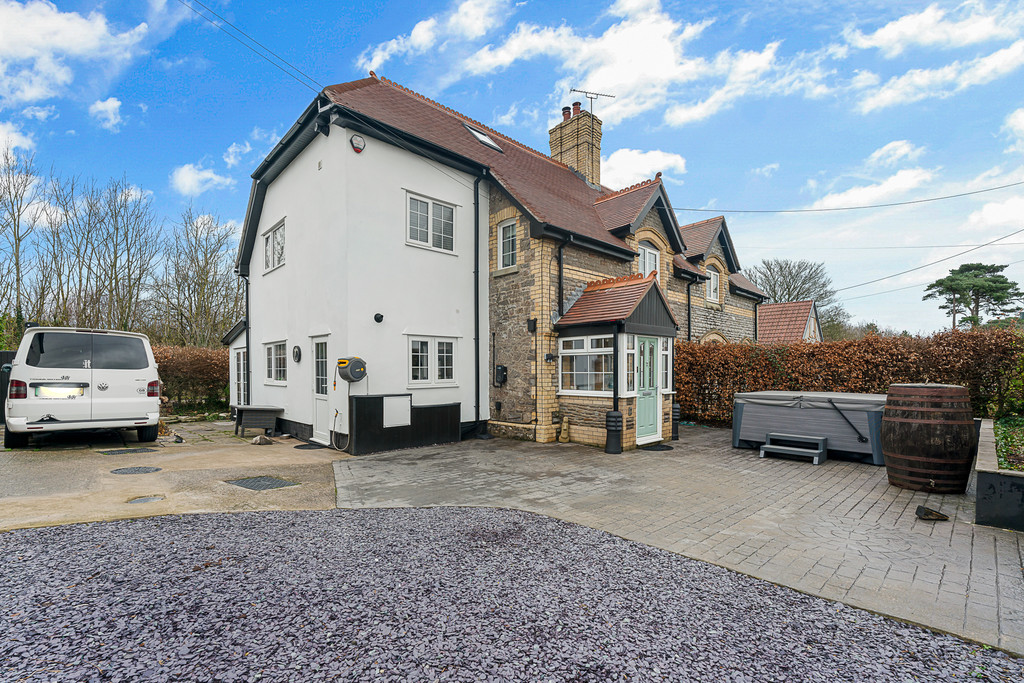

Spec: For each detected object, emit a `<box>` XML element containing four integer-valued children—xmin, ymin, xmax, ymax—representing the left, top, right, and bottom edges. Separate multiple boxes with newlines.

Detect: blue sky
<box><xmin>2</xmin><ymin>0</ymin><xmax>1024</xmax><ymax>333</ymax></box>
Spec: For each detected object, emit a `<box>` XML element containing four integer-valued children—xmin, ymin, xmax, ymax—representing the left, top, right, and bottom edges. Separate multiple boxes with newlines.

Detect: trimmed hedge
<box><xmin>152</xmin><ymin>345</ymin><xmax>229</xmax><ymax>411</ymax></box>
<box><xmin>674</xmin><ymin>328</ymin><xmax>1023</xmax><ymax>426</ymax></box>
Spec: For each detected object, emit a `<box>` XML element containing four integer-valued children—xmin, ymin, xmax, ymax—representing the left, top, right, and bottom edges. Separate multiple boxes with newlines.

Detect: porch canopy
<box><xmin>554</xmin><ymin>272</ymin><xmax>678</xmax><ymax>337</ymax></box>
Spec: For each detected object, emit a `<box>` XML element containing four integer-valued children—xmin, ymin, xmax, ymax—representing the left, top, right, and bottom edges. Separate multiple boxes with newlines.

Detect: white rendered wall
<box><xmin>245</xmin><ymin>125</ymin><xmax>490</xmax><ymax>432</ymax></box>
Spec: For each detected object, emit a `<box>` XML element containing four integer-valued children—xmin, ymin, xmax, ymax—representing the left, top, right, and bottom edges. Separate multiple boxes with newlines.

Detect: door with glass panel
<box><xmin>311</xmin><ymin>337</ymin><xmax>330</xmax><ymax>444</ymax></box>
<box><xmin>636</xmin><ymin>336</ymin><xmax>659</xmax><ymax>442</ymax></box>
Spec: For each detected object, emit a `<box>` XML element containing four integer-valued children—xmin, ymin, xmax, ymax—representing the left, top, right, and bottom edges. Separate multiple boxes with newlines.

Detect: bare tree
<box><xmin>94</xmin><ymin>176</ymin><xmax>160</xmax><ymax>330</ymax></box>
<box><xmin>745</xmin><ymin>258</ymin><xmax>851</xmax><ymax>339</ymax></box>
<box><xmin>0</xmin><ymin>145</ymin><xmax>43</xmax><ymax>324</ymax></box>
<box><xmin>152</xmin><ymin>206</ymin><xmax>243</xmax><ymax>346</ymax></box>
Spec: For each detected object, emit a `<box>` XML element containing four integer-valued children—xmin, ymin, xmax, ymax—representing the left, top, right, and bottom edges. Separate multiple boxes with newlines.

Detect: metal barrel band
<box><xmin>881</xmin><ymin>416</ymin><xmax>976</xmax><ymax>425</ymax></box>
<box><xmin>882</xmin><ymin>451</ymin><xmax>974</xmax><ymax>464</ymax></box>
<box><xmin>883</xmin><ymin>404</ymin><xmax>972</xmax><ymax>413</ymax></box>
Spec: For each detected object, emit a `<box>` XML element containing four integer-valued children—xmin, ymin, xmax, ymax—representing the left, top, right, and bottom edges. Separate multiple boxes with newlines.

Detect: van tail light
<box><xmin>8</xmin><ymin>380</ymin><xmax>27</xmax><ymax>399</ymax></box>
<box><xmin>147</xmin><ymin>381</ymin><xmax>160</xmax><ymax>398</ymax></box>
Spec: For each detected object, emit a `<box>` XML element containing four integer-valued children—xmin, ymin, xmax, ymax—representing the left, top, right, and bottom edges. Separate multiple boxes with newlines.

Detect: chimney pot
<box><xmin>572</xmin><ymin>101</ymin><xmax>582</xmax><ymax>116</ymax></box>
<box><xmin>562</xmin><ymin>106</ymin><xmax>571</xmax><ymax>121</ymax></box>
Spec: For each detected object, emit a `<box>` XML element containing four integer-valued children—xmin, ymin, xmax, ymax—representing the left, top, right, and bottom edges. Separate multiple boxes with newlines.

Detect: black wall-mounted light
<box><xmin>527</xmin><ymin>318</ymin><xmax>537</xmax><ymax>333</ymax></box>
<box><xmin>374</xmin><ymin>313</ymin><xmax>384</xmax><ymax>323</ymax></box>
<box><xmin>545</xmin><ymin>353</ymin><xmax>556</xmax><ymax>362</ymax></box>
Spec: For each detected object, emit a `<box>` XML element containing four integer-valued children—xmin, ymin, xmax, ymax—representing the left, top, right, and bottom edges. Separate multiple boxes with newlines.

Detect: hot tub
<box><xmin>732</xmin><ymin>391</ymin><xmax>887</xmax><ymax>465</ymax></box>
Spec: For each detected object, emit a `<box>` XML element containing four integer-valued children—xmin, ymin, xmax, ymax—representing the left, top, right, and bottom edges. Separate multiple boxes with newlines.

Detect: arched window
<box><xmin>706</xmin><ymin>264</ymin><xmax>720</xmax><ymax>302</ymax></box>
<box><xmin>639</xmin><ymin>241</ymin><xmax>659</xmax><ymax>277</ymax></box>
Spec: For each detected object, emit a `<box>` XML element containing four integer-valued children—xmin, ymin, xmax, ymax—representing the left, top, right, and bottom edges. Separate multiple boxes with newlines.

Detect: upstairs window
<box><xmin>498</xmin><ymin>219</ymin><xmax>516</xmax><ymax>269</ymax></box>
<box><xmin>639</xmin><ymin>242</ymin><xmax>659</xmax><ymax>277</ymax></box>
<box><xmin>264</xmin><ymin>222</ymin><xmax>285</xmax><ymax>271</ymax></box>
<box><xmin>707</xmin><ymin>265</ymin><xmax>720</xmax><ymax>302</ymax></box>
<box><xmin>464</xmin><ymin>124</ymin><xmax>503</xmax><ymax>152</ymax></box>
<box><xmin>408</xmin><ymin>194</ymin><xmax>455</xmax><ymax>253</ymax></box>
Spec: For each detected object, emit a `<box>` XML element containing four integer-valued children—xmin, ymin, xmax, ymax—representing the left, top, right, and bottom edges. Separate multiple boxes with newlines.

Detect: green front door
<box><xmin>637</xmin><ymin>336</ymin><xmax>659</xmax><ymax>442</ymax></box>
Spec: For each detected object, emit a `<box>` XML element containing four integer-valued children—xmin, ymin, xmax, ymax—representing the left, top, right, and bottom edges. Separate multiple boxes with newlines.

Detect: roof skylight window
<box><xmin>464</xmin><ymin>124</ymin><xmax>502</xmax><ymax>152</ymax></box>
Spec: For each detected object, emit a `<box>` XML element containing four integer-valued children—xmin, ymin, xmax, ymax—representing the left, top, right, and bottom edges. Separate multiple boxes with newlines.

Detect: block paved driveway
<box><xmin>334</xmin><ymin>425</ymin><xmax>1024</xmax><ymax>656</ymax></box>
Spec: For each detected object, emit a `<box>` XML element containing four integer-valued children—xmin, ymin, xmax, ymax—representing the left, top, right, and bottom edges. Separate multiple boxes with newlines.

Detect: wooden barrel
<box><xmin>880</xmin><ymin>384</ymin><xmax>977</xmax><ymax>494</ymax></box>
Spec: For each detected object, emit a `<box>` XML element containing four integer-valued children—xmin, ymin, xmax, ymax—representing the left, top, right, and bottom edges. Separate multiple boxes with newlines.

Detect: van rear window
<box><xmin>25</xmin><ymin>332</ymin><xmax>149</xmax><ymax>370</ymax></box>
<box><xmin>93</xmin><ymin>336</ymin><xmax>149</xmax><ymax>369</ymax></box>
<box><xmin>26</xmin><ymin>332</ymin><xmax>92</xmax><ymax>368</ymax></box>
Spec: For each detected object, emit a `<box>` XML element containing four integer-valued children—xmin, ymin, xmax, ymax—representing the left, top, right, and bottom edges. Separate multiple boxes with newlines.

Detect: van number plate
<box><xmin>35</xmin><ymin>386</ymin><xmax>84</xmax><ymax>398</ymax></box>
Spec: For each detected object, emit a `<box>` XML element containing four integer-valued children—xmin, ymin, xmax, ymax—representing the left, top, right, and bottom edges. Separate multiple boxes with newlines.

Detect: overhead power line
<box><xmin>839</xmin><ymin>256</ymin><xmax>1024</xmax><ymax>303</ymax></box>
<box><xmin>747</xmin><ymin>241</ymin><xmax>1024</xmax><ymax>251</ymax></box>
<box><xmin>675</xmin><ymin>179</ymin><xmax>1024</xmax><ymax>214</ymax></box>
<box><xmin>173</xmin><ymin>0</ymin><xmax>323</xmax><ymax>94</ymax></box>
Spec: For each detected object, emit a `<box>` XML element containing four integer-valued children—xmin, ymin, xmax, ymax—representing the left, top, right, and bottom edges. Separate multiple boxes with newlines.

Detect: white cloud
<box><xmin>967</xmin><ymin>195</ymin><xmax>1024</xmax><ymax>229</ymax></box>
<box><xmin>492</xmin><ymin>102</ymin><xmax>518</xmax><ymax>127</ymax></box>
<box><xmin>1004</xmin><ymin>107</ymin><xmax>1024</xmax><ymax>153</ymax></box>
<box><xmin>601</xmin><ymin>148</ymin><xmax>686</xmax><ymax>189</ymax></box>
<box><xmin>807</xmin><ymin>168</ymin><xmax>935</xmax><ymax>210</ymax></box>
<box><xmin>170</xmin><ymin>163</ymin><xmax>235</xmax><ymax>197</ymax></box>
<box><xmin>88</xmin><ymin>97</ymin><xmax>122</xmax><ymax>131</ymax></box>
<box><xmin>0</xmin><ymin>120</ymin><xmax>34</xmax><ymax>149</ymax></box>
<box><xmin>0</xmin><ymin>0</ymin><xmax>148</xmax><ymax>106</ymax></box>
<box><xmin>21</xmin><ymin>104</ymin><xmax>54</xmax><ymax>121</ymax></box>
<box><xmin>751</xmin><ymin>163</ymin><xmax>779</xmax><ymax>178</ymax></box>
<box><xmin>845</xmin><ymin>3</ymin><xmax>1023</xmax><ymax>58</ymax></box>
<box><xmin>665</xmin><ymin>42</ymin><xmax>781</xmax><ymax>125</ymax></box>
<box><xmin>357</xmin><ymin>0</ymin><xmax>510</xmax><ymax>72</ymax></box>
<box><xmin>857</xmin><ymin>39</ymin><xmax>1024</xmax><ymax>113</ymax></box>
<box><xmin>865</xmin><ymin>140</ymin><xmax>925</xmax><ymax>168</ymax></box>
<box><xmin>223</xmin><ymin>141</ymin><xmax>252</xmax><ymax>168</ymax></box>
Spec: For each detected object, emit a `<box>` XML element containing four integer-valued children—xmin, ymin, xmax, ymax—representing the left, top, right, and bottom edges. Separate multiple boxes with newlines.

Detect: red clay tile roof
<box><xmin>757</xmin><ymin>300</ymin><xmax>816</xmax><ymax>344</ymax></box>
<box><xmin>678</xmin><ymin>216</ymin><xmax>724</xmax><ymax>258</ymax></box>
<box><xmin>556</xmin><ymin>272</ymin><xmax>676</xmax><ymax>327</ymax></box>
<box><xmin>729</xmin><ymin>272</ymin><xmax>765</xmax><ymax>297</ymax></box>
<box><xmin>593</xmin><ymin>178</ymin><xmax>661</xmax><ymax>231</ymax></box>
<box><xmin>322</xmin><ymin>75</ymin><xmax>634</xmax><ymax>251</ymax></box>
<box><xmin>672</xmin><ymin>254</ymin><xmax>705</xmax><ymax>278</ymax></box>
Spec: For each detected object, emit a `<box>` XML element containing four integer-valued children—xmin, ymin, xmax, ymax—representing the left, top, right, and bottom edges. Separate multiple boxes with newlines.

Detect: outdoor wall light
<box><xmin>374</xmin><ymin>313</ymin><xmax>384</xmax><ymax>323</ymax></box>
<box><xmin>544</xmin><ymin>353</ymin><xmax>556</xmax><ymax>362</ymax></box>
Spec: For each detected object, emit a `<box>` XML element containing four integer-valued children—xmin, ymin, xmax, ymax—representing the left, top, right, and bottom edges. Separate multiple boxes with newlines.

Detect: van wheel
<box><xmin>137</xmin><ymin>425</ymin><xmax>159</xmax><ymax>442</ymax></box>
<box><xmin>3</xmin><ymin>429</ymin><xmax>28</xmax><ymax>449</ymax></box>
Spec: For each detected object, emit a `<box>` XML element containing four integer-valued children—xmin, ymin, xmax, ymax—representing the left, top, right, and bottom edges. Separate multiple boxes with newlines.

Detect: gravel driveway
<box><xmin>1</xmin><ymin>508</ymin><xmax>1020</xmax><ymax>682</ymax></box>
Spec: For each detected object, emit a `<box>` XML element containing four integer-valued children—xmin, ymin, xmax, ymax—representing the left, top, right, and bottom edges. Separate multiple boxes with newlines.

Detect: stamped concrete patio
<box><xmin>334</xmin><ymin>424</ymin><xmax>1024</xmax><ymax>656</ymax></box>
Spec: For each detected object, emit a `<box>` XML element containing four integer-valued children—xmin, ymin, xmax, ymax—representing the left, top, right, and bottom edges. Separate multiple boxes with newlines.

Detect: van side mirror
<box><xmin>1</xmin><ymin>364</ymin><xmax>10</xmax><ymax>374</ymax></box>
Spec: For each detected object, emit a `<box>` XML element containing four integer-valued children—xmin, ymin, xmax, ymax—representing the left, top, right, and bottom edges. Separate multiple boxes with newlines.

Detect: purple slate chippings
<box><xmin>0</xmin><ymin>507</ymin><xmax>1021</xmax><ymax>682</ymax></box>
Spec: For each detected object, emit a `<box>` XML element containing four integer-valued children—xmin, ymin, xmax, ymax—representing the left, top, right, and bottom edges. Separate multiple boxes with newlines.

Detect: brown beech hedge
<box><xmin>152</xmin><ymin>345</ymin><xmax>230</xmax><ymax>410</ymax></box>
<box><xmin>674</xmin><ymin>328</ymin><xmax>1023</xmax><ymax>425</ymax></box>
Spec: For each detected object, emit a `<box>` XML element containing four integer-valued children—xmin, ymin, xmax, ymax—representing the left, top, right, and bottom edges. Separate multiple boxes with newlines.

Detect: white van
<box><xmin>3</xmin><ymin>327</ymin><xmax>161</xmax><ymax>449</ymax></box>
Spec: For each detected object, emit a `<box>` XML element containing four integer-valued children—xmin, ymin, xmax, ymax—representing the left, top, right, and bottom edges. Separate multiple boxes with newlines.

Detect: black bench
<box><xmin>230</xmin><ymin>405</ymin><xmax>283</xmax><ymax>438</ymax></box>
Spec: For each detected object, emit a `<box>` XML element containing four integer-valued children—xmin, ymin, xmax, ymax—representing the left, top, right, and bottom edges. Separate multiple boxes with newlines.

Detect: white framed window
<box><xmin>559</xmin><ymin>335</ymin><xmax>614</xmax><ymax>395</ymax></box>
<box><xmin>265</xmin><ymin>342</ymin><xmax>287</xmax><ymax>384</ymax></box>
<box><xmin>263</xmin><ymin>221</ymin><xmax>285</xmax><ymax>272</ymax></box>
<box><xmin>407</xmin><ymin>194</ymin><xmax>455</xmax><ymax>253</ymax></box>
<box><xmin>408</xmin><ymin>336</ymin><xmax>457</xmax><ymax>387</ymax></box>
<box><xmin>234</xmin><ymin>349</ymin><xmax>248</xmax><ymax>402</ymax></box>
<box><xmin>707</xmin><ymin>265</ymin><xmax>720</xmax><ymax>303</ymax></box>
<box><xmin>498</xmin><ymin>219</ymin><xmax>516</xmax><ymax>269</ymax></box>
<box><xmin>661</xmin><ymin>337</ymin><xmax>672</xmax><ymax>393</ymax></box>
<box><xmin>639</xmin><ymin>242</ymin><xmax>659</xmax><ymax>277</ymax></box>
<box><xmin>625</xmin><ymin>335</ymin><xmax>636</xmax><ymax>394</ymax></box>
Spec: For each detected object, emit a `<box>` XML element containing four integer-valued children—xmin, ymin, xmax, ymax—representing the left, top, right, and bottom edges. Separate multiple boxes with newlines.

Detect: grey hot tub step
<box><xmin>760</xmin><ymin>433</ymin><xmax>828</xmax><ymax>465</ymax></box>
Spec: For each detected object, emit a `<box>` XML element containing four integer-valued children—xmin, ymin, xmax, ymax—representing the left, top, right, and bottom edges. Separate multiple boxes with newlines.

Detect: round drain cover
<box><xmin>111</xmin><ymin>466</ymin><xmax>162</xmax><ymax>475</ymax></box>
<box><xmin>128</xmin><ymin>495</ymin><xmax>165</xmax><ymax>504</ymax></box>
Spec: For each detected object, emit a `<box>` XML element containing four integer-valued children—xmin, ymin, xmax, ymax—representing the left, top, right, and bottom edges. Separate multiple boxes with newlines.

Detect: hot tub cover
<box><xmin>733</xmin><ymin>391</ymin><xmax>887</xmax><ymax>412</ymax></box>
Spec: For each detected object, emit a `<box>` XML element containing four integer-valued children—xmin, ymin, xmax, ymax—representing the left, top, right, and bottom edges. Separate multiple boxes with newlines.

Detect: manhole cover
<box><xmin>642</xmin><ymin>444</ymin><xmax>673</xmax><ymax>451</ymax></box>
<box><xmin>128</xmin><ymin>495</ymin><xmax>165</xmax><ymax>504</ymax></box>
<box><xmin>226</xmin><ymin>476</ymin><xmax>298</xmax><ymax>491</ymax></box>
<box><xmin>111</xmin><ymin>466</ymin><xmax>162</xmax><ymax>475</ymax></box>
<box><xmin>102</xmin><ymin>448</ymin><xmax>158</xmax><ymax>456</ymax></box>
<box><xmin>294</xmin><ymin>443</ymin><xmax>324</xmax><ymax>450</ymax></box>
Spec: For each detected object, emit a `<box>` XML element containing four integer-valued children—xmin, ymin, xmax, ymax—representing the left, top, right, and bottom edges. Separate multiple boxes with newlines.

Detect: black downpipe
<box><xmin>753</xmin><ymin>300</ymin><xmax>759</xmax><ymax>342</ymax></box>
<box><xmin>686</xmin><ymin>280</ymin><xmax>693</xmax><ymax>342</ymax></box>
<box><xmin>242</xmin><ymin>273</ymin><xmax>251</xmax><ymax>405</ymax></box>
<box><xmin>613</xmin><ymin>324</ymin><xmax>621</xmax><ymax>412</ymax></box>
<box><xmin>473</xmin><ymin>176</ymin><xmax>482</xmax><ymax>432</ymax></box>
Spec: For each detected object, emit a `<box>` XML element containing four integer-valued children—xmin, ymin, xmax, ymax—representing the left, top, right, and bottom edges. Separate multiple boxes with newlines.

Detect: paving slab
<box><xmin>0</xmin><ymin>421</ymin><xmax>344</xmax><ymax>531</ymax></box>
<box><xmin>333</xmin><ymin>426</ymin><xmax>1024</xmax><ymax>655</ymax></box>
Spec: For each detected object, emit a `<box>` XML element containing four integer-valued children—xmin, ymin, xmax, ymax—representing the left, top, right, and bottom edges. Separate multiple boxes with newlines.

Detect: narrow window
<box><xmin>639</xmin><ymin>242</ymin><xmax>659</xmax><ymax>277</ymax></box>
<box><xmin>437</xmin><ymin>341</ymin><xmax>454</xmax><ymax>381</ymax></box>
<box><xmin>314</xmin><ymin>342</ymin><xmax>328</xmax><ymax>395</ymax></box>
<box><xmin>707</xmin><ymin>265</ymin><xmax>720</xmax><ymax>302</ymax></box>
<box><xmin>499</xmin><ymin>220</ymin><xmax>516</xmax><ymax>269</ymax></box>
<box><xmin>432</xmin><ymin>203</ymin><xmax>454</xmax><ymax>251</ymax></box>
<box><xmin>661</xmin><ymin>338</ymin><xmax>671</xmax><ymax>391</ymax></box>
<box><xmin>410</xmin><ymin>339</ymin><xmax>429</xmax><ymax>382</ymax></box>
<box><xmin>409</xmin><ymin>197</ymin><xmax>429</xmax><ymax>243</ymax></box>
<box><xmin>264</xmin><ymin>222</ymin><xmax>285</xmax><ymax>271</ymax></box>
<box><xmin>626</xmin><ymin>335</ymin><xmax>636</xmax><ymax>393</ymax></box>
<box><xmin>236</xmin><ymin>349</ymin><xmax>248</xmax><ymax>402</ymax></box>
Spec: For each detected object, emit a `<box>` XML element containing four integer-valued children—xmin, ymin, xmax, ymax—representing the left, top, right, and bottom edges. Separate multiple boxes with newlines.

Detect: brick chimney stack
<box><xmin>549</xmin><ymin>101</ymin><xmax>602</xmax><ymax>186</ymax></box>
